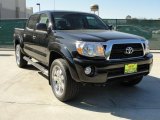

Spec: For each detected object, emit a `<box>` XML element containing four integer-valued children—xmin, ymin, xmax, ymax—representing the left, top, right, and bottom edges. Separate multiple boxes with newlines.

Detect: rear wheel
<box><xmin>121</xmin><ymin>76</ymin><xmax>143</xmax><ymax>86</ymax></box>
<box><xmin>15</xmin><ymin>44</ymin><xmax>27</xmax><ymax>68</ymax></box>
<box><xmin>50</xmin><ymin>59</ymin><xmax>80</xmax><ymax>102</ymax></box>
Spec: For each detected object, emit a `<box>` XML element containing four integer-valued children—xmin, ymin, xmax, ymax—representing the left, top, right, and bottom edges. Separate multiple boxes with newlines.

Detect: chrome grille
<box><xmin>109</xmin><ymin>43</ymin><xmax>144</xmax><ymax>59</ymax></box>
<box><xmin>103</xmin><ymin>39</ymin><xmax>145</xmax><ymax>60</ymax></box>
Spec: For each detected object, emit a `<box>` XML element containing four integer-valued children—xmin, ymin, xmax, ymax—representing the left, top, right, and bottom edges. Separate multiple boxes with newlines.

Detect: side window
<box><xmin>39</xmin><ymin>14</ymin><xmax>49</xmax><ymax>27</ymax></box>
<box><xmin>27</xmin><ymin>14</ymin><xmax>39</xmax><ymax>29</ymax></box>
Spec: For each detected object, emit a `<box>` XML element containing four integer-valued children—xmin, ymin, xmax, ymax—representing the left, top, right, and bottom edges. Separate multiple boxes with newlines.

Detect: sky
<box><xmin>27</xmin><ymin>0</ymin><xmax>160</xmax><ymax>19</ymax></box>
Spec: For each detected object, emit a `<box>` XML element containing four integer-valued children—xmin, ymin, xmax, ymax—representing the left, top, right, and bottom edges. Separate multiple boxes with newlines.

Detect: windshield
<box><xmin>52</xmin><ymin>12</ymin><xmax>108</xmax><ymax>30</ymax></box>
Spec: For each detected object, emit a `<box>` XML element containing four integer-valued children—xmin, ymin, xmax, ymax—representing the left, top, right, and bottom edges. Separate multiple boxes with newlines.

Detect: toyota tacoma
<box><xmin>14</xmin><ymin>11</ymin><xmax>153</xmax><ymax>101</ymax></box>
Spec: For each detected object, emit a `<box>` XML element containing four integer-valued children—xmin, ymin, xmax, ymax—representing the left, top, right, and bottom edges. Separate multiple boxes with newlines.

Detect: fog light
<box><xmin>84</xmin><ymin>67</ymin><xmax>92</xmax><ymax>75</ymax></box>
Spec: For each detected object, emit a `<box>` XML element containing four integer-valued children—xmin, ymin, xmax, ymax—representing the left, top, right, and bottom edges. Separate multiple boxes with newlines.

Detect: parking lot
<box><xmin>0</xmin><ymin>50</ymin><xmax>160</xmax><ymax>120</ymax></box>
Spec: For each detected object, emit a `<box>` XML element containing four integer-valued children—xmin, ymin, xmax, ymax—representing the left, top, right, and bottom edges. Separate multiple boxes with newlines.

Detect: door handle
<box><xmin>24</xmin><ymin>34</ymin><xmax>26</xmax><ymax>37</ymax></box>
<box><xmin>33</xmin><ymin>35</ymin><xmax>36</xmax><ymax>39</ymax></box>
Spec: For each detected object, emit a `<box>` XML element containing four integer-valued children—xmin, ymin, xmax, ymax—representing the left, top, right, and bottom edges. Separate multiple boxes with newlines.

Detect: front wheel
<box><xmin>15</xmin><ymin>44</ymin><xmax>27</xmax><ymax>68</ymax></box>
<box><xmin>121</xmin><ymin>76</ymin><xmax>143</xmax><ymax>86</ymax></box>
<box><xmin>50</xmin><ymin>59</ymin><xmax>80</xmax><ymax>102</ymax></box>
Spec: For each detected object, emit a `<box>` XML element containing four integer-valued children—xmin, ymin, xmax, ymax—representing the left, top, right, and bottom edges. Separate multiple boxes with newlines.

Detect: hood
<box><xmin>56</xmin><ymin>30</ymin><xmax>143</xmax><ymax>42</ymax></box>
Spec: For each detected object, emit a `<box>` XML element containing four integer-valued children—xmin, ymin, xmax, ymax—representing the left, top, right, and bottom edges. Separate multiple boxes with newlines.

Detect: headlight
<box><xmin>76</xmin><ymin>42</ymin><xmax>105</xmax><ymax>57</ymax></box>
<box><xmin>144</xmin><ymin>40</ymin><xmax>150</xmax><ymax>54</ymax></box>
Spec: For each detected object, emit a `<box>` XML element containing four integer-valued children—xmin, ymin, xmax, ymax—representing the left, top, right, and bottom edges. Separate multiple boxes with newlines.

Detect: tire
<box><xmin>50</xmin><ymin>59</ymin><xmax>80</xmax><ymax>102</ymax></box>
<box><xmin>15</xmin><ymin>44</ymin><xmax>27</xmax><ymax>68</ymax></box>
<box><xmin>121</xmin><ymin>76</ymin><xmax>143</xmax><ymax>86</ymax></box>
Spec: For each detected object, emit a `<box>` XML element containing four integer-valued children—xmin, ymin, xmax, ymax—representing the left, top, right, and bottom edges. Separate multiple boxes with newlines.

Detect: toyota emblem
<box><xmin>125</xmin><ymin>47</ymin><xmax>134</xmax><ymax>55</ymax></box>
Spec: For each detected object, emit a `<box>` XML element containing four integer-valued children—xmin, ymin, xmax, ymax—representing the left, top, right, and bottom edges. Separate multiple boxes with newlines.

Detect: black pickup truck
<box><xmin>14</xmin><ymin>11</ymin><xmax>153</xmax><ymax>101</ymax></box>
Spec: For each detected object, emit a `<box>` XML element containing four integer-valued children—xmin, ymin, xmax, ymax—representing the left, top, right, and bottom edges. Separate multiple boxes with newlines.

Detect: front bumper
<box><xmin>73</xmin><ymin>53</ymin><xmax>153</xmax><ymax>83</ymax></box>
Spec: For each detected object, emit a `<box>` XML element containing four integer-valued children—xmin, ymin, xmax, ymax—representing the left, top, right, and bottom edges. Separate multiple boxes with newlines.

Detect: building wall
<box><xmin>17</xmin><ymin>0</ymin><xmax>26</xmax><ymax>18</ymax></box>
<box><xmin>0</xmin><ymin>0</ymin><xmax>26</xmax><ymax>19</ymax></box>
<box><xmin>26</xmin><ymin>7</ymin><xmax>33</xmax><ymax>18</ymax></box>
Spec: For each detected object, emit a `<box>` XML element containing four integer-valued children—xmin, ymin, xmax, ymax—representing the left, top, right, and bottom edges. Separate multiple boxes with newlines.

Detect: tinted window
<box><xmin>27</xmin><ymin>14</ymin><xmax>39</xmax><ymax>29</ymax></box>
<box><xmin>86</xmin><ymin>16</ymin><xmax>105</xmax><ymax>29</ymax></box>
<box><xmin>52</xmin><ymin>13</ymin><xmax>108</xmax><ymax>30</ymax></box>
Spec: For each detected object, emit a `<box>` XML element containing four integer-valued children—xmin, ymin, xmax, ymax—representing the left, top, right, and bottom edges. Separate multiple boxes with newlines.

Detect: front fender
<box><xmin>48</xmin><ymin>42</ymin><xmax>80</xmax><ymax>82</ymax></box>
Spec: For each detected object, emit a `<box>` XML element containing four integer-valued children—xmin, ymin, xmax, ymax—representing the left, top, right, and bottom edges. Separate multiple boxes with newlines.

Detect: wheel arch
<box><xmin>48</xmin><ymin>43</ymin><xmax>80</xmax><ymax>82</ymax></box>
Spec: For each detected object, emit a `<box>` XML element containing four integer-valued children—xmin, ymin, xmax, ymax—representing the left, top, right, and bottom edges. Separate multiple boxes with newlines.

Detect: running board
<box><xmin>23</xmin><ymin>56</ymin><xmax>48</xmax><ymax>76</ymax></box>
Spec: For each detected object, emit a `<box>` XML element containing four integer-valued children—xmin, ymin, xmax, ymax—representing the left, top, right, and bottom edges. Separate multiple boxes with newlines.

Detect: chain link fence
<box><xmin>103</xmin><ymin>19</ymin><xmax>160</xmax><ymax>50</ymax></box>
<box><xmin>0</xmin><ymin>19</ymin><xmax>160</xmax><ymax>50</ymax></box>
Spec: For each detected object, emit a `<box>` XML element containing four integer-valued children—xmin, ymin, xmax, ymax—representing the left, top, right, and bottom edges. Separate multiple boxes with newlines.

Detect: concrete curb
<box><xmin>150</xmin><ymin>50</ymin><xmax>160</xmax><ymax>53</ymax></box>
<box><xmin>0</xmin><ymin>45</ymin><xmax>14</xmax><ymax>51</ymax></box>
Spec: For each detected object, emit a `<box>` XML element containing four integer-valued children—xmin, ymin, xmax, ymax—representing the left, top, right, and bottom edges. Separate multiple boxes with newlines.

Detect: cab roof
<box><xmin>35</xmin><ymin>10</ymin><xmax>92</xmax><ymax>15</ymax></box>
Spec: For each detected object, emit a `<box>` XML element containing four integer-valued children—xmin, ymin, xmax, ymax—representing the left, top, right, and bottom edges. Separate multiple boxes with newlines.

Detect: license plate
<box><xmin>124</xmin><ymin>64</ymin><xmax>138</xmax><ymax>74</ymax></box>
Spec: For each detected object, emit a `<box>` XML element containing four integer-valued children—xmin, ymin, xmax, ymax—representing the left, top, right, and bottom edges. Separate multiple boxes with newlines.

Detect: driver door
<box><xmin>34</xmin><ymin>13</ymin><xmax>51</xmax><ymax>65</ymax></box>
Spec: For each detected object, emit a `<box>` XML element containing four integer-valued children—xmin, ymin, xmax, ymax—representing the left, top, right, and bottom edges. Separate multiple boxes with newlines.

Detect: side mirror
<box><xmin>36</xmin><ymin>23</ymin><xmax>47</xmax><ymax>31</ymax></box>
<box><xmin>108</xmin><ymin>25</ymin><xmax>113</xmax><ymax>30</ymax></box>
